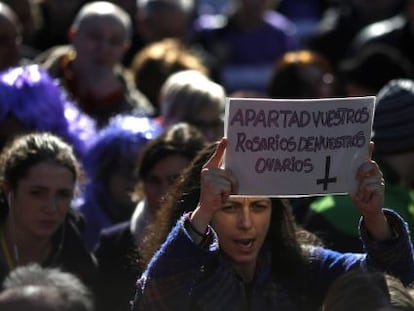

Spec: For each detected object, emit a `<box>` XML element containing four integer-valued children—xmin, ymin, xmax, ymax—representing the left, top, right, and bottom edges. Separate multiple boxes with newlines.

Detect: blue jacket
<box><xmin>132</xmin><ymin>209</ymin><xmax>414</xmax><ymax>311</ymax></box>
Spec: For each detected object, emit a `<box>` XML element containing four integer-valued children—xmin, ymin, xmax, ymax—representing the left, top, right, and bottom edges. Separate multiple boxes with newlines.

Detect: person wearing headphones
<box><xmin>0</xmin><ymin>133</ymin><xmax>98</xmax><ymax>304</ymax></box>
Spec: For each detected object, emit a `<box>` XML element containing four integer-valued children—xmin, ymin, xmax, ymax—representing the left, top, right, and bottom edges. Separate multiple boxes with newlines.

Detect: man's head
<box><xmin>135</xmin><ymin>0</ymin><xmax>194</xmax><ymax>42</ymax></box>
<box><xmin>0</xmin><ymin>264</ymin><xmax>94</xmax><ymax>311</ymax></box>
<box><xmin>70</xmin><ymin>1</ymin><xmax>131</xmax><ymax>68</ymax></box>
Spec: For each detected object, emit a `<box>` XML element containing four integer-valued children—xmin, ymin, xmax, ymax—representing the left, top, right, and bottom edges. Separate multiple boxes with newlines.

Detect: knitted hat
<box><xmin>372</xmin><ymin>79</ymin><xmax>414</xmax><ymax>154</ymax></box>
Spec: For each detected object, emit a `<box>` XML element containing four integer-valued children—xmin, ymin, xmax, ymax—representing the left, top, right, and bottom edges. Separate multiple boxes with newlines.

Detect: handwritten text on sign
<box><xmin>224</xmin><ymin>97</ymin><xmax>375</xmax><ymax>197</ymax></box>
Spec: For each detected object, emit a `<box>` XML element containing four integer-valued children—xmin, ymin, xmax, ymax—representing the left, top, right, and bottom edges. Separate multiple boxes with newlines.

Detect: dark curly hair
<box><xmin>0</xmin><ymin>132</ymin><xmax>80</xmax><ymax>218</ymax></box>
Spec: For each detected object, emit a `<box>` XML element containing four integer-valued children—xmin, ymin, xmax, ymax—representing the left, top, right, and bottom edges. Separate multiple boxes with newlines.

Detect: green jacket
<box><xmin>306</xmin><ymin>183</ymin><xmax>414</xmax><ymax>251</ymax></box>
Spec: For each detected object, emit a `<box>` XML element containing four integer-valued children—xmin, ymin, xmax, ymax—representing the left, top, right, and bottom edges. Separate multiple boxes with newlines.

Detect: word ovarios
<box><xmin>255</xmin><ymin>156</ymin><xmax>314</xmax><ymax>174</ymax></box>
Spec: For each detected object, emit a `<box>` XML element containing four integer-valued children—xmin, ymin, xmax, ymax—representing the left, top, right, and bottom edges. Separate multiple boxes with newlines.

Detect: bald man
<box><xmin>36</xmin><ymin>1</ymin><xmax>154</xmax><ymax>127</ymax></box>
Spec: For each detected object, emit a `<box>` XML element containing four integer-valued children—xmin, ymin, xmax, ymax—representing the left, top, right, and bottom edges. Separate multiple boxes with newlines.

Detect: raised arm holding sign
<box><xmin>133</xmin><ymin>133</ymin><xmax>414</xmax><ymax>311</ymax></box>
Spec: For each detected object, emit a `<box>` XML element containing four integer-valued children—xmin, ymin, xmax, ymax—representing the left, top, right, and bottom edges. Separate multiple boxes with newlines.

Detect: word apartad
<box><xmin>230</xmin><ymin>107</ymin><xmax>370</xmax><ymax>128</ymax></box>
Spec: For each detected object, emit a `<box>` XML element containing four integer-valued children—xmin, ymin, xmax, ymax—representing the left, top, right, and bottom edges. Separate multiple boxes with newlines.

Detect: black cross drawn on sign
<box><xmin>317</xmin><ymin>156</ymin><xmax>337</xmax><ymax>191</ymax></box>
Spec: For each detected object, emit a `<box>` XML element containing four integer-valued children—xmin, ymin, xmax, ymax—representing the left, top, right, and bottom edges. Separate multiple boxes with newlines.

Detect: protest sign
<box><xmin>224</xmin><ymin>97</ymin><xmax>375</xmax><ymax>197</ymax></box>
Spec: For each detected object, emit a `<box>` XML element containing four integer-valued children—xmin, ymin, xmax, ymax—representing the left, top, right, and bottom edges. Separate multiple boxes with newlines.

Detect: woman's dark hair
<box><xmin>0</xmin><ymin>132</ymin><xmax>80</xmax><ymax>216</ymax></box>
<box><xmin>266</xmin><ymin>198</ymin><xmax>321</xmax><ymax>278</ymax></box>
<box><xmin>137</xmin><ymin>122</ymin><xmax>207</xmax><ymax>182</ymax></box>
<box><xmin>322</xmin><ymin>270</ymin><xmax>414</xmax><ymax>310</ymax></box>
<box><xmin>139</xmin><ymin>141</ymin><xmax>216</xmax><ymax>267</ymax></box>
<box><xmin>1</xmin><ymin>132</ymin><xmax>79</xmax><ymax>190</ymax></box>
<box><xmin>268</xmin><ymin>50</ymin><xmax>338</xmax><ymax>99</ymax></box>
<box><xmin>323</xmin><ymin>270</ymin><xmax>392</xmax><ymax>311</ymax></box>
<box><xmin>131</xmin><ymin>38</ymin><xmax>208</xmax><ymax>112</ymax></box>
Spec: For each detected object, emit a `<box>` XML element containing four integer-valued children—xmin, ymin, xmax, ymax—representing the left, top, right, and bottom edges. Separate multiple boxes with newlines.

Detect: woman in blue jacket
<box><xmin>133</xmin><ymin>139</ymin><xmax>414</xmax><ymax>310</ymax></box>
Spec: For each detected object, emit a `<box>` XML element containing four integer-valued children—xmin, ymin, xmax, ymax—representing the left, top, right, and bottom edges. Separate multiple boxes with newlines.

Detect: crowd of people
<box><xmin>1</xmin><ymin>0</ymin><xmax>414</xmax><ymax>310</ymax></box>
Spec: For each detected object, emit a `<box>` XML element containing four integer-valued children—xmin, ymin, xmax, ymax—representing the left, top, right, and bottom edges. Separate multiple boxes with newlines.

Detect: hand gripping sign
<box><xmin>224</xmin><ymin>97</ymin><xmax>375</xmax><ymax>197</ymax></box>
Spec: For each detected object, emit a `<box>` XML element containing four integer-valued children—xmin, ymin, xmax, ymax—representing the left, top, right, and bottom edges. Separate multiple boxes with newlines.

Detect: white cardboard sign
<box><xmin>224</xmin><ymin>97</ymin><xmax>375</xmax><ymax>197</ymax></box>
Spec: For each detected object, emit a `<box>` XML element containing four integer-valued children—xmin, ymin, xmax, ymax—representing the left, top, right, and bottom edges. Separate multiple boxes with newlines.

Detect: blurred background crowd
<box><xmin>1</xmin><ymin>0</ymin><xmax>414</xmax><ymax>310</ymax></box>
